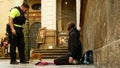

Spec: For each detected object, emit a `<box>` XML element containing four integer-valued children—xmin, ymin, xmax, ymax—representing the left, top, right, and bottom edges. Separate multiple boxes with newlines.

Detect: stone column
<box><xmin>56</xmin><ymin>0</ymin><xmax>62</xmax><ymax>32</ymax></box>
<box><xmin>76</xmin><ymin>0</ymin><xmax>81</xmax><ymax>30</ymax></box>
<box><xmin>41</xmin><ymin>0</ymin><xmax>56</xmax><ymax>30</ymax></box>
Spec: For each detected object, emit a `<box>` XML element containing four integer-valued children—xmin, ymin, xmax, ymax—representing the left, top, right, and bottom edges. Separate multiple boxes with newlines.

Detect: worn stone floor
<box><xmin>0</xmin><ymin>59</ymin><xmax>97</xmax><ymax>68</ymax></box>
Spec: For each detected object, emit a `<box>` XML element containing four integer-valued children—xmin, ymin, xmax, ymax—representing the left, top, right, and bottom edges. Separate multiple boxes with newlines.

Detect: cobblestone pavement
<box><xmin>0</xmin><ymin>59</ymin><xmax>97</xmax><ymax>68</ymax></box>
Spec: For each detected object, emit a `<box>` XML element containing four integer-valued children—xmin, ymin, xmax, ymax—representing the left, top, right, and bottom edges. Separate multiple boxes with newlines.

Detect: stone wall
<box><xmin>41</xmin><ymin>0</ymin><xmax>56</xmax><ymax>30</ymax></box>
<box><xmin>0</xmin><ymin>0</ymin><xmax>23</xmax><ymax>39</ymax></box>
<box><xmin>0</xmin><ymin>0</ymin><xmax>14</xmax><ymax>38</ymax></box>
<box><xmin>82</xmin><ymin>0</ymin><xmax>120</xmax><ymax>67</ymax></box>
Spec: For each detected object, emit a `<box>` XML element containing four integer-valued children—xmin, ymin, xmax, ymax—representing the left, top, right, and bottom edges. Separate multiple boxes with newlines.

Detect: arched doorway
<box><xmin>30</xmin><ymin>22</ymin><xmax>41</xmax><ymax>49</ymax></box>
<box><xmin>56</xmin><ymin>0</ymin><xmax>76</xmax><ymax>47</ymax></box>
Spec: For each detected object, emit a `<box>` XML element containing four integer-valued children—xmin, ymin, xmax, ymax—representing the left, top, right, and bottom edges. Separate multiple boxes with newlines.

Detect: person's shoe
<box><xmin>10</xmin><ymin>61</ymin><xmax>19</xmax><ymax>64</ymax></box>
<box><xmin>74</xmin><ymin>60</ymin><xmax>81</xmax><ymax>65</ymax></box>
<box><xmin>20</xmin><ymin>60</ymin><xmax>29</xmax><ymax>64</ymax></box>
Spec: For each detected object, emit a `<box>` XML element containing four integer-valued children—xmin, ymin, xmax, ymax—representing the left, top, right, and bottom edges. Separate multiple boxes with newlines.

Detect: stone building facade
<box><xmin>80</xmin><ymin>0</ymin><xmax>120</xmax><ymax>68</ymax></box>
<box><xmin>0</xmin><ymin>0</ymin><xmax>120</xmax><ymax>67</ymax></box>
<box><xmin>0</xmin><ymin>0</ymin><xmax>23</xmax><ymax>39</ymax></box>
<box><xmin>0</xmin><ymin>0</ymin><xmax>13</xmax><ymax>38</ymax></box>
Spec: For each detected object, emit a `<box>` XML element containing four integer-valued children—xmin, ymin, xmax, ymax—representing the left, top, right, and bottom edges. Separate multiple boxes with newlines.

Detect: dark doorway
<box><xmin>56</xmin><ymin>0</ymin><xmax>76</xmax><ymax>47</ymax></box>
<box><xmin>30</xmin><ymin>22</ymin><xmax>41</xmax><ymax>49</ymax></box>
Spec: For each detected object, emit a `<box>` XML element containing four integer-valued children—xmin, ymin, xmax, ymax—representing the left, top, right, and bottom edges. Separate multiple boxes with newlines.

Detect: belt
<box><xmin>14</xmin><ymin>24</ymin><xmax>23</xmax><ymax>27</ymax></box>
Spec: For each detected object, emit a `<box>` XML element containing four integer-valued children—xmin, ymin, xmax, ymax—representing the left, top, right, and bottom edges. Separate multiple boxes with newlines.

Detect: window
<box><xmin>32</xmin><ymin>3</ymin><xmax>41</xmax><ymax>10</ymax></box>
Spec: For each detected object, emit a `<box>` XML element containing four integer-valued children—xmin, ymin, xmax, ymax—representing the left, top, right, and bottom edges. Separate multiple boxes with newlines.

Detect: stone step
<box><xmin>0</xmin><ymin>47</ymin><xmax>68</xmax><ymax>59</ymax></box>
<box><xmin>41</xmin><ymin>52</ymin><xmax>66</xmax><ymax>59</ymax></box>
<box><xmin>35</xmin><ymin>47</ymin><xmax>68</xmax><ymax>59</ymax></box>
<box><xmin>40</xmin><ymin>52</ymin><xmax>66</xmax><ymax>55</ymax></box>
<box><xmin>35</xmin><ymin>49</ymin><xmax>68</xmax><ymax>53</ymax></box>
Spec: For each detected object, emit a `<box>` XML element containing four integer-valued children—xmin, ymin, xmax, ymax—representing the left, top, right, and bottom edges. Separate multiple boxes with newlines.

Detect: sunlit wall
<box><xmin>0</xmin><ymin>0</ymin><xmax>23</xmax><ymax>40</ymax></box>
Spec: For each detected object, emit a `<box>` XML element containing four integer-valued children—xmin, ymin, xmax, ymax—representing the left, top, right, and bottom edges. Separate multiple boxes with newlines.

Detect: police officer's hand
<box><xmin>11</xmin><ymin>29</ymin><xmax>16</xmax><ymax>35</ymax></box>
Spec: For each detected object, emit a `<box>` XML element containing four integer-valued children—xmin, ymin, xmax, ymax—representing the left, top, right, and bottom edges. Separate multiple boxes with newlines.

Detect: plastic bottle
<box><xmin>83</xmin><ymin>53</ymin><xmax>88</xmax><ymax>64</ymax></box>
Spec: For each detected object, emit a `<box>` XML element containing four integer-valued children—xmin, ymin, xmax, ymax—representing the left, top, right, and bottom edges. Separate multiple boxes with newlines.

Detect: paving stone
<box><xmin>0</xmin><ymin>59</ymin><xmax>97</xmax><ymax>68</ymax></box>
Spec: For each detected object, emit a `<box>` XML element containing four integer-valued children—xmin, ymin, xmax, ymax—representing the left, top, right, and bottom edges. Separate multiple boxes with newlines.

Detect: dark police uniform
<box><xmin>6</xmin><ymin>6</ymin><xmax>26</xmax><ymax>63</ymax></box>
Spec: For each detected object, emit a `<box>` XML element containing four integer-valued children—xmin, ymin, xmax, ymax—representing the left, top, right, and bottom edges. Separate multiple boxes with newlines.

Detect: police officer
<box><xmin>6</xmin><ymin>2</ymin><xmax>29</xmax><ymax>64</ymax></box>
